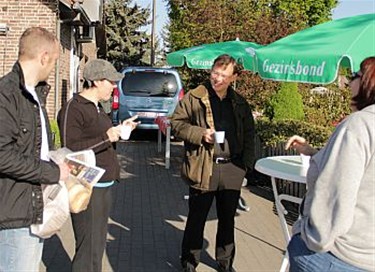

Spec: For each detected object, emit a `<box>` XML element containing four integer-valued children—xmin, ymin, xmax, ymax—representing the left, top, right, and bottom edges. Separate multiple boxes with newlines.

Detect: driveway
<box><xmin>41</xmin><ymin>139</ymin><xmax>289</xmax><ymax>272</ymax></box>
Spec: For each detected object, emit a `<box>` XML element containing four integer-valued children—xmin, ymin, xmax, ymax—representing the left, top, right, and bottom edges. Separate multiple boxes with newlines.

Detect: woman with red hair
<box><xmin>285</xmin><ymin>56</ymin><xmax>375</xmax><ymax>272</ymax></box>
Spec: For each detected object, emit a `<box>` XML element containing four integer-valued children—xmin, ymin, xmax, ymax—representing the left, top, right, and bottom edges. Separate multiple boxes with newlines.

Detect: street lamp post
<box><xmin>150</xmin><ymin>0</ymin><xmax>156</xmax><ymax>66</ymax></box>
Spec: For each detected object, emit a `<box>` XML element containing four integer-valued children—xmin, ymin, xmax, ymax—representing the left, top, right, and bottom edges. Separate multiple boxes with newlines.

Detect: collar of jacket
<box><xmin>72</xmin><ymin>93</ymin><xmax>106</xmax><ymax>114</ymax></box>
<box><xmin>189</xmin><ymin>84</ymin><xmax>215</xmax><ymax>129</ymax></box>
<box><xmin>190</xmin><ymin>82</ymin><xmax>246</xmax><ymax>105</ymax></box>
<box><xmin>189</xmin><ymin>83</ymin><xmax>248</xmax><ymax>129</ymax></box>
<box><xmin>12</xmin><ymin>62</ymin><xmax>51</xmax><ymax>104</ymax></box>
<box><xmin>72</xmin><ymin>92</ymin><xmax>99</xmax><ymax>107</ymax></box>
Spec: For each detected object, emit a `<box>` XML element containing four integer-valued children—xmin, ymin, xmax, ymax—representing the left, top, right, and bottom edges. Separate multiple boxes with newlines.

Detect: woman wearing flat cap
<box><xmin>58</xmin><ymin>59</ymin><xmax>139</xmax><ymax>272</ymax></box>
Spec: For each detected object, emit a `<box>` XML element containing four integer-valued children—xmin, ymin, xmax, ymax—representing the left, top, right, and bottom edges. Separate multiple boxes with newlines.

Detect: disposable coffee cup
<box><xmin>120</xmin><ymin>125</ymin><xmax>132</xmax><ymax>140</ymax></box>
<box><xmin>214</xmin><ymin>131</ymin><xmax>225</xmax><ymax>144</ymax></box>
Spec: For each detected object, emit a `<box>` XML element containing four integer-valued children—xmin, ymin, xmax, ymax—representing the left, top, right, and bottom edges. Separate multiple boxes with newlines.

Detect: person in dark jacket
<box><xmin>58</xmin><ymin>59</ymin><xmax>139</xmax><ymax>272</ymax></box>
<box><xmin>171</xmin><ymin>55</ymin><xmax>255</xmax><ymax>272</ymax></box>
<box><xmin>0</xmin><ymin>27</ymin><xmax>69</xmax><ymax>271</ymax></box>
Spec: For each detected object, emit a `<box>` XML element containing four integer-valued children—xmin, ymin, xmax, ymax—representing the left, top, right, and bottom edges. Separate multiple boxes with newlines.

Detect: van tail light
<box><xmin>178</xmin><ymin>88</ymin><xmax>185</xmax><ymax>101</ymax></box>
<box><xmin>112</xmin><ymin>87</ymin><xmax>119</xmax><ymax>110</ymax></box>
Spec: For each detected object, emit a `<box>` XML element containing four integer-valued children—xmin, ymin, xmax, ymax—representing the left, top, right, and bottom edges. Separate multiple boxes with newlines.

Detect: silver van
<box><xmin>112</xmin><ymin>67</ymin><xmax>184</xmax><ymax>129</ymax></box>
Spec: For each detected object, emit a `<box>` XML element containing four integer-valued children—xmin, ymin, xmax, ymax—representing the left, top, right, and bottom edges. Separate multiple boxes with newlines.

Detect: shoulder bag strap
<box><xmin>62</xmin><ymin>98</ymin><xmax>110</xmax><ymax>150</ymax></box>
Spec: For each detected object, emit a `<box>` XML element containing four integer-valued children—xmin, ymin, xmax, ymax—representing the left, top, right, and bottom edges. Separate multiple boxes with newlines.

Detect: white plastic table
<box><xmin>255</xmin><ymin>155</ymin><xmax>307</xmax><ymax>272</ymax></box>
<box><xmin>154</xmin><ymin>116</ymin><xmax>171</xmax><ymax>169</ymax></box>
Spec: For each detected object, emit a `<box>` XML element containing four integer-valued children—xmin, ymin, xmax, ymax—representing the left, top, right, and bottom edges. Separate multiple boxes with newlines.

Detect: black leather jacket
<box><xmin>0</xmin><ymin>62</ymin><xmax>60</xmax><ymax>229</ymax></box>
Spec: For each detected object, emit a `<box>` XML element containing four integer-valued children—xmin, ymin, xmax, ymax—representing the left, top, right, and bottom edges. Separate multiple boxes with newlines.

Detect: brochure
<box><xmin>49</xmin><ymin>148</ymin><xmax>105</xmax><ymax>188</ymax></box>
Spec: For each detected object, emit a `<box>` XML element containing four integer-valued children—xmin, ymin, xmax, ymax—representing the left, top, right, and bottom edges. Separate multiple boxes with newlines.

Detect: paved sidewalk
<box><xmin>41</xmin><ymin>140</ymin><xmax>289</xmax><ymax>272</ymax></box>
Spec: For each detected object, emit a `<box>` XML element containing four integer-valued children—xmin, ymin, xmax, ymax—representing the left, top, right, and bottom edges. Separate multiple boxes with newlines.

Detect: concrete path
<box><xmin>41</xmin><ymin>140</ymin><xmax>292</xmax><ymax>272</ymax></box>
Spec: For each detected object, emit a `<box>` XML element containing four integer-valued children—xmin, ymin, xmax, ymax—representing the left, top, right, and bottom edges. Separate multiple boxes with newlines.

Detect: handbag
<box><xmin>31</xmin><ymin>181</ymin><xmax>70</xmax><ymax>238</ymax></box>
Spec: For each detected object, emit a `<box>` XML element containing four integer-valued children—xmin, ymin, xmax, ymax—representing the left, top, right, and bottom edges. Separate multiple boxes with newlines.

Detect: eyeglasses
<box><xmin>211</xmin><ymin>70</ymin><xmax>233</xmax><ymax>81</ymax></box>
<box><xmin>350</xmin><ymin>71</ymin><xmax>362</xmax><ymax>81</ymax></box>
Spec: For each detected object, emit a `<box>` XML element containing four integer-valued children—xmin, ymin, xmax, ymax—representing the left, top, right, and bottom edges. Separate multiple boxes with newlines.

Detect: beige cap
<box><xmin>83</xmin><ymin>59</ymin><xmax>123</xmax><ymax>82</ymax></box>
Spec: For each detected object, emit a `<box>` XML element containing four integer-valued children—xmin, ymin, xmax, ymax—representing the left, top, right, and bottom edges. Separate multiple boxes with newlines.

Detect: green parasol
<box><xmin>166</xmin><ymin>39</ymin><xmax>262</xmax><ymax>70</ymax></box>
<box><xmin>254</xmin><ymin>13</ymin><xmax>375</xmax><ymax>84</ymax></box>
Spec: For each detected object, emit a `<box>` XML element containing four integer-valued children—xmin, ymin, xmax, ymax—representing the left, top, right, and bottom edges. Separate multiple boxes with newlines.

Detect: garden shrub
<box><xmin>49</xmin><ymin>119</ymin><xmax>61</xmax><ymax>149</ymax></box>
<box><xmin>264</xmin><ymin>82</ymin><xmax>304</xmax><ymax>121</ymax></box>
<box><xmin>299</xmin><ymin>84</ymin><xmax>351</xmax><ymax>128</ymax></box>
<box><xmin>255</xmin><ymin>118</ymin><xmax>332</xmax><ymax>148</ymax></box>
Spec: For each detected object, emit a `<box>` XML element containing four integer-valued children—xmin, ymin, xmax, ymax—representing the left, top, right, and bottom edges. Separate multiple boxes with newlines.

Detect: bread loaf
<box><xmin>68</xmin><ymin>183</ymin><xmax>91</xmax><ymax>213</ymax></box>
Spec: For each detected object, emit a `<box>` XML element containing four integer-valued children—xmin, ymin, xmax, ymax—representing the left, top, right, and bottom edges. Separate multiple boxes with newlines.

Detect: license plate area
<box><xmin>137</xmin><ymin>112</ymin><xmax>159</xmax><ymax>118</ymax></box>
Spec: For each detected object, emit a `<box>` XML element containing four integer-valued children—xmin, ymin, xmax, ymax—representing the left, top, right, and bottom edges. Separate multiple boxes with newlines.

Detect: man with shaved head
<box><xmin>0</xmin><ymin>27</ymin><xmax>69</xmax><ymax>271</ymax></box>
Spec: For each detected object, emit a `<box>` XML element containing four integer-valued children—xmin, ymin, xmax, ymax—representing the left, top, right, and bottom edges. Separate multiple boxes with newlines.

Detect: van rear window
<box><xmin>122</xmin><ymin>72</ymin><xmax>178</xmax><ymax>97</ymax></box>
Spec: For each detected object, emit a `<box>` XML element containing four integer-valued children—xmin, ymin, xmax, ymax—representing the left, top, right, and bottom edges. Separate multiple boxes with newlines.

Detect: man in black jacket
<box><xmin>0</xmin><ymin>27</ymin><xmax>69</xmax><ymax>271</ymax></box>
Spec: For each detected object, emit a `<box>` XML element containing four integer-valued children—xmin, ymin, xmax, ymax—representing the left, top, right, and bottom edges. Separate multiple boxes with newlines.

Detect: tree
<box><xmin>270</xmin><ymin>0</ymin><xmax>338</xmax><ymax>26</ymax></box>
<box><xmin>165</xmin><ymin>0</ymin><xmax>339</xmax><ymax>109</ymax></box>
<box><xmin>166</xmin><ymin>0</ymin><xmax>338</xmax><ymax>52</ymax></box>
<box><xmin>104</xmin><ymin>0</ymin><xmax>151</xmax><ymax>70</ymax></box>
<box><xmin>264</xmin><ymin>82</ymin><xmax>305</xmax><ymax>121</ymax></box>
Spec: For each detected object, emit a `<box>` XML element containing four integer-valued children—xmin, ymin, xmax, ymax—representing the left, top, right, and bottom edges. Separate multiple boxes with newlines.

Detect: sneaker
<box><xmin>238</xmin><ymin>197</ymin><xmax>250</xmax><ymax>212</ymax></box>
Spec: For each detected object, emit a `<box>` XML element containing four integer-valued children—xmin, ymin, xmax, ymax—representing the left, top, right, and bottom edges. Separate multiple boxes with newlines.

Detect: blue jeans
<box><xmin>288</xmin><ymin>234</ymin><xmax>365</xmax><ymax>272</ymax></box>
<box><xmin>0</xmin><ymin>227</ymin><xmax>43</xmax><ymax>271</ymax></box>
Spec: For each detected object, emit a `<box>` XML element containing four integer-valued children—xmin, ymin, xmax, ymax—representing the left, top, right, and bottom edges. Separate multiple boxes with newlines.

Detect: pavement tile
<box><xmin>41</xmin><ymin>140</ymin><xmax>290</xmax><ymax>272</ymax></box>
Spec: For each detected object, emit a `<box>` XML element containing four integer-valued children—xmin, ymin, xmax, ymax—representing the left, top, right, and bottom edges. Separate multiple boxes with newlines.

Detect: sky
<box><xmin>332</xmin><ymin>0</ymin><xmax>375</xmax><ymax>19</ymax></box>
<box><xmin>136</xmin><ymin>0</ymin><xmax>375</xmax><ymax>39</ymax></box>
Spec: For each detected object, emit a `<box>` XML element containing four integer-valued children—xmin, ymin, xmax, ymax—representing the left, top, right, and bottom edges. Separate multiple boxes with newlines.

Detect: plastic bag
<box><xmin>31</xmin><ymin>181</ymin><xmax>70</xmax><ymax>239</ymax></box>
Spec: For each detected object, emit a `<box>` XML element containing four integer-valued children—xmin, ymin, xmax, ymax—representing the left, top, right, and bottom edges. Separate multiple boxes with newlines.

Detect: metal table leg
<box><xmin>271</xmin><ymin>176</ymin><xmax>291</xmax><ymax>243</ymax></box>
<box><xmin>270</xmin><ymin>176</ymin><xmax>300</xmax><ymax>272</ymax></box>
<box><xmin>165</xmin><ymin>126</ymin><xmax>171</xmax><ymax>169</ymax></box>
<box><xmin>157</xmin><ymin>128</ymin><xmax>162</xmax><ymax>153</ymax></box>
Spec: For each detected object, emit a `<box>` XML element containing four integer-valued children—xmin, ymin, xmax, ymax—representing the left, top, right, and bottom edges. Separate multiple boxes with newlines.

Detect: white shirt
<box><xmin>25</xmin><ymin>85</ymin><xmax>49</xmax><ymax>161</ymax></box>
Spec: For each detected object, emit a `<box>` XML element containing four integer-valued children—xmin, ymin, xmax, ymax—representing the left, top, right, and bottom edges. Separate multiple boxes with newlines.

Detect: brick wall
<box><xmin>0</xmin><ymin>0</ymin><xmax>99</xmax><ymax>120</ymax></box>
<box><xmin>0</xmin><ymin>1</ymin><xmax>57</xmax><ymax>75</ymax></box>
<box><xmin>0</xmin><ymin>0</ymin><xmax>58</xmax><ymax>119</ymax></box>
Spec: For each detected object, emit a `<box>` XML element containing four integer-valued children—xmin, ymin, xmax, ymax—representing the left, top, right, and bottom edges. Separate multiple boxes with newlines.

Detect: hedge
<box><xmin>255</xmin><ymin>118</ymin><xmax>332</xmax><ymax>148</ymax></box>
<box><xmin>49</xmin><ymin>119</ymin><xmax>61</xmax><ymax>149</ymax></box>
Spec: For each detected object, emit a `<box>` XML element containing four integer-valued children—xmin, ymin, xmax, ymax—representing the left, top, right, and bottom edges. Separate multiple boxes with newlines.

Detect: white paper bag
<box><xmin>31</xmin><ymin>181</ymin><xmax>70</xmax><ymax>239</ymax></box>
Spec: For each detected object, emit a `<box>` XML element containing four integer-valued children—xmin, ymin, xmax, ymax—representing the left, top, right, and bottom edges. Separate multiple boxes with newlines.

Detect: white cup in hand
<box><xmin>214</xmin><ymin>131</ymin><xmax>225</xmax><ymax>144</ymax></box>
<box><xmin>120</xmin><ymin>125</ymin><xmax>132</xmax><ymax>140</ymax></box>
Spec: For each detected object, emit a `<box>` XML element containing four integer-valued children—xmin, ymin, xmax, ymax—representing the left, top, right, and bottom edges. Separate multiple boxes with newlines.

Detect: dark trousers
<box><xmin>71</xmin><ymin>186</ymin><xmax>112</xmax><ymax>272</ymax></box>
<box><xmin>181</xmin><ymin>187</ymin><xmax>241</xmax><ymax>269</ymax></box>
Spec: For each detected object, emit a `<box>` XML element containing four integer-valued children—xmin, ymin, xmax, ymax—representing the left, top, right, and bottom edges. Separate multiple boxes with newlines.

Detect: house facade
<box><xmin>0</xmin><ymin>0</ymin><xmax>105</xmax><ymax>119</ymax></box>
